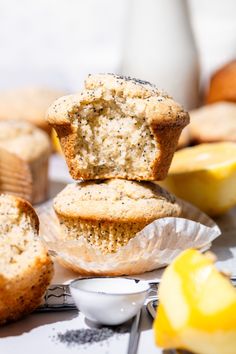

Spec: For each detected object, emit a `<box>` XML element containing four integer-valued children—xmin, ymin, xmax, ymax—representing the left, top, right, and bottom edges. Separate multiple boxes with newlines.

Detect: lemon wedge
<box><xmin>154</xmin><ymin>249</ymin><xmax>236</xmax><ymax>354</ymax></box>
<box><xmin>51</xmin><ymin>128</ymin><xmax>62</xmax><ymax>153</ymax></box>
<box><xmin>160</xmin><ymin>142</ymin><xmax>236</xmax><ymax>216</ymax></box>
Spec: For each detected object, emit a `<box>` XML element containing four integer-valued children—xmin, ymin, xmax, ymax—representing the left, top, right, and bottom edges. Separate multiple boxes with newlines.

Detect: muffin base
<box><xmin>57</xmin><ymin>215</ymin><xmax>147</xmax><ymax>254</ymax></box>
<box><xmin>37</xmin><ymin>198</ymin><xmax>219</xmax><ymax>276</ymax></box>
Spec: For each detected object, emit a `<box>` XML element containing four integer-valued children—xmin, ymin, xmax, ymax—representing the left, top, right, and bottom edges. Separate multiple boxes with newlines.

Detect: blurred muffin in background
<box><xmin>189</xmin><ymin>102</ymin><xmax>236</xmax><ymax>144</ymax></box>
<box><xmin>177</xmin><ymin>126</ymin><xmax>190</xmax><ymax>149</ymax></box>
<box><xmin>206</xmin><ymin>60</ymin><xmax>236</xmax><ymax>104</ymax></box>
<box><xmin>0</xmin><ymin>87</ymin><xmax>65</xmax><ymax>135</ymax></box>
<box><xmin>0</xmin><ymin>120</ymin><xmax>51</xmax><ymax>204</ymax></box>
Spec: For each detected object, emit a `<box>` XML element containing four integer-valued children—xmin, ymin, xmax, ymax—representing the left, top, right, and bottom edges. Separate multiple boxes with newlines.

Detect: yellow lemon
<box><xmin>51</xmin><ymin>128</ymin><xmax>62</xmax><ymax>153</ymax></box>
<box><xmin>160</xmin><ymin>142</ymin><xmax>236</xmax><ymax>216</ymax></box>
<box><xmin>154</xmin><ymin>249</ymin><xmax>236</xmax><ymax>354</ymax></box>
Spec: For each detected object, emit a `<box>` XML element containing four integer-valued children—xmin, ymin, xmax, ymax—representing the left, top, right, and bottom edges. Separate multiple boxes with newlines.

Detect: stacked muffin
<box><xmin>47</xmin><ymin>74</ymin><xmax>189</xmax><ymax>255</ymax></box>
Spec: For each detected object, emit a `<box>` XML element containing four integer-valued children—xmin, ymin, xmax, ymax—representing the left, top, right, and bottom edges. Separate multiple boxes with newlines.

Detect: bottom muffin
<box><xmin>53</xmin><ymin>179</ymin><xmax>181</xmax><ymax>254</ymax></box>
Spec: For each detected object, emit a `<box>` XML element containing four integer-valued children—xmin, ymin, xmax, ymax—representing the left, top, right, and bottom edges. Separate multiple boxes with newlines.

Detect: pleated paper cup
<box><xmin>0</xmin><ymin>148</ymin><xmax>32</xmax><ymax>201</ymax></box>
<box><xmin>37</xmin><ymin>199</ymin><xmax>221</xmax><ymax>276</ymax></box>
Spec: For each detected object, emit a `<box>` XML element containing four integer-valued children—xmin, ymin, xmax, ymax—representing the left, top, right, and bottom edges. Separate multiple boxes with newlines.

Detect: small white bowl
<box><xmin>70</xmin><ymin>277</ymin><xmax>150</xmax><ymax>325</ymax></box>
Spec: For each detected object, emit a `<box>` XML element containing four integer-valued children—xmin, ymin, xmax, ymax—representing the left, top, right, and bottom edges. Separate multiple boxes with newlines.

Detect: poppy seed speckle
<box><xmin>55</xmin><ymin>326</ymin><xmax>128</xmax><ymax>346</ymax></box>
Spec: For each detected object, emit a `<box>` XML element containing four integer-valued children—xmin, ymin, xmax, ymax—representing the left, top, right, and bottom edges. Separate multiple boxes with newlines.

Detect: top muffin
<box><xmin>47</xmin><ymin>74</ymin><xmax>189</xmax><ymax>181</ymax></box>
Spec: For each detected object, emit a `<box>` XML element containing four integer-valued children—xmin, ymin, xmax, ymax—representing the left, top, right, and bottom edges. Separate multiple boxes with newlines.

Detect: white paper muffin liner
<box><xmin>37</xmin><ymin>199</ymin><xmax>221</xmax><ymax>276</ymax></box>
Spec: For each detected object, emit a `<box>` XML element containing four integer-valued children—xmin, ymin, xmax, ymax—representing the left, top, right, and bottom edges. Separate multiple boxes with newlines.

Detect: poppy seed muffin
<box><xmin>177</xmin><ymin>126</ymin><xmax>190</xmax><ymax>149</ymax></box>
<box><xmin>47</xmin><ymin>73</ymin><xmax>189</xmax><ymax>181</ymax></box>
<box><xmin>53</xmin><ymin>179</ymin><xmax>182</xmax><ymax>254</ymax></box>
<box><xmin>0</xmin><ymin>194</ymin><xmax>53</xmax><ymax>325</ymax></box>
<box><xmin>206</xmin><ymin>60</ymin><xmax>236</xmax><ymax>104</ymax></box>
<box><xmin>189</xmin><ymin>102</ymin><xmax>236</xmax><ymax>143</ymax></box>
<box><xmin>0</xmin><ymin>120</ymin><xmax>51</xmax><ymax>204</ymax></box>
<box><xmin>0</xmin><ymin>87</ymin><xmax>65</xmax><ymax>134</ymax></box>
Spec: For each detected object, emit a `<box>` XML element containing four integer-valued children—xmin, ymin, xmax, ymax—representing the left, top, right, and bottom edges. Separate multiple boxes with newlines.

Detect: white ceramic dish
<box><xmin>70</xmin><ymin>277</ymin><xmax>150</xmax><ymax>325</ymax></box>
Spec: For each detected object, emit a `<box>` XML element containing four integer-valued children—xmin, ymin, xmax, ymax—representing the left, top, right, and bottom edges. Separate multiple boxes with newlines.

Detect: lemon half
<box><xmin>160</xmin><ymin>142</ymin><xmax>236</xmax><ymax>216</ymax></box>
<box><xmin>154</xmin><ymin>249</ymin><xmax>236</xmax><ymax>354</ymax></box>
<box><xmin>51</xmin><ymin>128</ymin><xmax>62</xmax><ymax>153</ymax></box>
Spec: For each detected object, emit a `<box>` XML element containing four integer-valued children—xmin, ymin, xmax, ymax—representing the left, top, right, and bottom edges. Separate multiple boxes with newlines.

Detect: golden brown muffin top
<box><xmin>54</xmin><ymin>179</ymin><xmax>181</xmax><ymax>222</ymax></box>
<box><xmin>47</xmin><ymin>73</ymin><xmax>189</xmax><ymax>127</ymax></box>
<box><xmin>0</xmin><ymin>120</ymin><xmax>50</xmax><ymax>161</ymax></box>
<box><xmin>206</xmin><ymin>60</ymin><xmax>236</xmax><ymax>104</ymax></box>
<box><xmin>190</xmin><ymin>102</ymin><xmax>236</xmax><ymax>142</ymax></box>
<box><xmin>0</xmin><ymin>87</ymin><xmax>65</xmax><ymax>131</ymax></box>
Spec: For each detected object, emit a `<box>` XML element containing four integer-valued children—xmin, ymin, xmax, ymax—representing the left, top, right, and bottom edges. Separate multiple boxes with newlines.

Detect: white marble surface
<box><xmin>0</xmin><ymin>308</ymin><xmax>160</xmax><ymax>354</ymax></box>
<box><xmin>1</xmin><ymin>154</ymin><xmax>236</xmax><ymax>354</ymax></box>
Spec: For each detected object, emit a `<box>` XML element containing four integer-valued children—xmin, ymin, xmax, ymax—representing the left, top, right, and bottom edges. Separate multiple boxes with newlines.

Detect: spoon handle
<box><xmin>127</xmin><ymin>309</ymin><xmax>142</xmax><ymax>354</ymax></box>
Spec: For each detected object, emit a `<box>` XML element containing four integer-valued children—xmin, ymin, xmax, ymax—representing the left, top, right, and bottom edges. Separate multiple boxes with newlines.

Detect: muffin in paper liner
<box><xmin>36</xmin><ymin>199</ymin><xmax>221</xmax><ymax>276</ymax></box>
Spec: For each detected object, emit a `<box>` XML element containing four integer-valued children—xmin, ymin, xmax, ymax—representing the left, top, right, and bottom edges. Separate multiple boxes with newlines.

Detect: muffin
<box><xmin>0</xmin><ymin>147</ymin><xmax>32</xmax><ymax>202</ymax></box>
<box><xmin>53</xmin><ymin>179</ymin><xmax>182</xmax><ymax>254</ymax></box>
<box><xmin>47</xmin><ymin>74</ymin><xmax>189</xmax><ymax>181</ymax></box>
<box><xmin>177</xmin><ymin>126</ymin><xmax>190</xmax><ymax>149</ymax></box>
<box><xmin>0</xmin><ymin>194</ymin><xmax>53</xmax><ymax>325</ymax></box>
<box><xmin>0</xmin><ymin>120</ymin><xmax>51</xmax><ymax>204</ymax></box>
<box><xmin>189</xmin><ymin>102</ymin><xmax>236</xmax><ymax>143</ymax></box>
<box><xmin>0</xmin><ymin>87</ymin><xmax>64</xmax><ymax>134</ymax></box>
<box><xmin>206</xmin><ymin>60</ymin><xmax>236</xmax><ymax>104</ymax></box>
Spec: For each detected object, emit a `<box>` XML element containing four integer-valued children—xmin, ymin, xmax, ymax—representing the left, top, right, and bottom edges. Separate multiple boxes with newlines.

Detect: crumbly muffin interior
<box><xmin>69</xmin><ymin>96</ymin><xmax>159</xmax><ymax>179</ymax></box>
<box><xmin>0</xmin><ymin>196</ymin><xmax>42</xmax><ymax>278</ymax></box>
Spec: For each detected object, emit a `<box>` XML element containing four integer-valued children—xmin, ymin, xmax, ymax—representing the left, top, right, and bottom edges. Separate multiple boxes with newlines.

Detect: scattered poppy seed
<box><xmin>55</xmin><ymin>326</ymin><xmax>128</xmax><ymax>346</ymax></box>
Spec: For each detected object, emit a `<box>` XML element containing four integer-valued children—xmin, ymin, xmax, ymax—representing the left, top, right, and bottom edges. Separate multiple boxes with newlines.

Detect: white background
<box><xmin>0</xmin><ymin>0</ymin><xmax>235</xmax><ymax>92</ymax></box>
